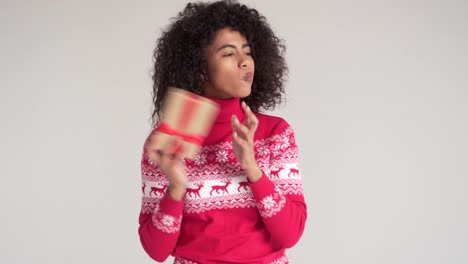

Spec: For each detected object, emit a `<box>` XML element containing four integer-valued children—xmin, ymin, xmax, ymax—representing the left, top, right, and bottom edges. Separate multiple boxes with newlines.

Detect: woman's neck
<box><xmin>203</xmin><ymin>95</ymin><xmax>246</xmax><ymax>124</ymax></box>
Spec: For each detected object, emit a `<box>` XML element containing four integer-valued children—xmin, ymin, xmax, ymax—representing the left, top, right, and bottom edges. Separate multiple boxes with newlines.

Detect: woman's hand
<box><xmin>231</xmin><ymin>101</ymin><xmax>262</xmax><ymax>182</ymax></box>
<box><xmin>146</xmin><ymin>136</ymin><xmax>187</xmax><ymax>201</ymax></box>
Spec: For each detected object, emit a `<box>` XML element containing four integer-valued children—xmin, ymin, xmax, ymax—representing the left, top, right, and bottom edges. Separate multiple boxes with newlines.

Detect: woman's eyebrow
<box><xmin>216</xmin><ymin>43</ymin><xmax>250</xmax><ymax>52</ymax></box>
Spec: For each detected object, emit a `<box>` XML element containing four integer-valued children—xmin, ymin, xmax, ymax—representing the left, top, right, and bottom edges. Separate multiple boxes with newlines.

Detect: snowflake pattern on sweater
<box><xmin>141</xmin><ymin>126</ymin><xmax>303</xmax><ymax>216</ymax></box>
<box><xmin>152</xmin><ymin>203</ymin><xmax>182</xmax><ymax>233</ymax></box>
<box><xmin>174</xmin><ymin>252</ymin><xmax>289</xmax><ymax>264</ymax></box>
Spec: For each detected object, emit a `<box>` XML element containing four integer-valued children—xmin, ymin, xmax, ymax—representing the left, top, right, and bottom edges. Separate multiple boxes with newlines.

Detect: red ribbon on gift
<box><xmin>155</xmin><ymin>122</ymin><xmax>205</xmax><ymax>146</ymax></box>
<box><xmin>155</xmin><ymin>91</ymin><xmax>206</xmax><ymax>155</ymax></box>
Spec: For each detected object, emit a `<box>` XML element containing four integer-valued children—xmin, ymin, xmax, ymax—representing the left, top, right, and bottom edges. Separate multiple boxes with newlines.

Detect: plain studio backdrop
<box><xmin>1</xmin><ymin>0</ymin><xmax>467</xmax><ymax>263</ymax></box>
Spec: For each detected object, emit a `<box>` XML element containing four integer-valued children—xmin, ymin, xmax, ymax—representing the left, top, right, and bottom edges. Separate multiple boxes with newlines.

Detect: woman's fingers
<box><xmin>241</xmin><ymin>102</ymin><xmax>258</xmax><ymax>126</ymax></box>
<box><xmin>241</xmin><ymin>101</ymin><xmax>259</xmax><ymax>134</ymax></box>
<box><xmin>231</xmin><ymin>115</ymin><xmax>238</xmax><ymax>134</ymax></box>
<box><xmin>147</xmin><ymin>150</ymin><xmax>159</xmax><ymax>165</ymax></box>
<box><xmin>233</xmin><ymin>131</ymin><xmax>248</xmax><ymax>148</ymax></box>
<box><xmin>232</xmin><ymin>115</ymin><xmax>251</xmax><ymax>140</ymax></box>
<box><xmin>145</xmin><ymin>139</ymin><xmax>161</xmax><ymax>163</ymax></box>
<box><xmin>146</xmin><ymin>137</ymin><xmax>184</xmax><ymax>168</ymax></box>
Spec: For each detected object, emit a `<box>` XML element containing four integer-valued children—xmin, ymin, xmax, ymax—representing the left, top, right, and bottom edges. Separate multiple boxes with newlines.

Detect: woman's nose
<box><xmin>239</xmin><ymin>56</ymin><xmax>251</xmax><ymax>68</ymax></box>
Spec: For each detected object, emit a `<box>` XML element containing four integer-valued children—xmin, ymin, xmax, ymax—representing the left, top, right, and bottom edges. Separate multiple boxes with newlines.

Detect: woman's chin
<box><xmin>238</xmin><ymin>87</ymin><xmax>252</xmax><ymax>98</ymax></box>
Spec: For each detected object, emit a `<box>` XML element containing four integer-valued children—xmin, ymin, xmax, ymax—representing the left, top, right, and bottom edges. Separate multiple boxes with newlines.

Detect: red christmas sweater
<box><xmin>138</xmin><ymin>97</ymin><xmax>307</xmax><ymax>264</ymax></box>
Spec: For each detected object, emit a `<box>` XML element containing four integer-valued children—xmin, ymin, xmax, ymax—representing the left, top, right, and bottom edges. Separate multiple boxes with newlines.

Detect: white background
<box><xmin>1</xmin><ymin>0</ymin><xmax>467</xmax><ymax>263</ymax></box>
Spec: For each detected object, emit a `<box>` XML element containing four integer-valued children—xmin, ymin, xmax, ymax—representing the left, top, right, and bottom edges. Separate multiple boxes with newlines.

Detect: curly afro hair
<box><xmin>150</xmin><ymin>0</ymin><xmax>288</xmax><ymax>123</ymax></box>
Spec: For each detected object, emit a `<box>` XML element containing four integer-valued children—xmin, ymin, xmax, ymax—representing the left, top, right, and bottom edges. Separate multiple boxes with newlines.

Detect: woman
<box><xmin>139</xmin><ymin>1</ymin><xmax>307</xmax><ymax>263</ymax></box>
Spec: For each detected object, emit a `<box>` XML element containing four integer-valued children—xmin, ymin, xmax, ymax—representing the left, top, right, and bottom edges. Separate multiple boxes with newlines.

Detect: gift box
<box><xmin>151</xmin><ymin>87</ymin><xmax>219</xmax><ymax>159</ymax></box>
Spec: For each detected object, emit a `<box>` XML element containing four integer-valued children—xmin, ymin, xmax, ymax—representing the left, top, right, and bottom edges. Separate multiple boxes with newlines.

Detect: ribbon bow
<box><xmin>156</xmin><ymin>122</ymin><xmax>205</xmax><ymax>146</ymax></box>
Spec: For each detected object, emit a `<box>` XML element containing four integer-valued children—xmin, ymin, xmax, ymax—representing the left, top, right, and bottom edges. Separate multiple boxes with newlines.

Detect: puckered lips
<box><xmin>242</xmin><ymin>72</ymin><xmax>254</xmax><ymax>82</ymax></box>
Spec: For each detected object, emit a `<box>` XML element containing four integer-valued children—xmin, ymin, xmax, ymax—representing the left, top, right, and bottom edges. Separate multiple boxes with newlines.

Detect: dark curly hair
<box><xmin>150</xmin><ymin>0</ymin><xmax>288</xmax><ymax>124</ymax></box>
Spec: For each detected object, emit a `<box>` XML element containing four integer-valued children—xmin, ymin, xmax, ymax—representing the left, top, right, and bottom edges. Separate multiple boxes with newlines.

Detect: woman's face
<box><xmin>203</xmin><ymin>28</ymin><xmax>255</xmax><ymax>99</ymax></box>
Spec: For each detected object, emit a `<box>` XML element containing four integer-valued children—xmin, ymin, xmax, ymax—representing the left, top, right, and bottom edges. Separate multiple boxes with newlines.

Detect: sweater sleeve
<box><xmin>249</xmin><ymin>122</ymin><xmax>307</xmax><ymax>249</ymax></box>
<box><xmin>138</xmin><ymin>138</ymin><xmax>184</xmax><ymax>262</ymax></box>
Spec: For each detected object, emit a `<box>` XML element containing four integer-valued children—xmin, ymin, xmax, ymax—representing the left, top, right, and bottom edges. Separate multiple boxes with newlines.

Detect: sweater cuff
<box><xmin>157</xmin><ymin>192</ymin><xmax>184</xmax><ymax>217</ymax></box>
<box><xmin>249</xmin><ymin>172</ymin><xmax>287</xmax><ymax>218</ymax></box>
<box><xmin>151</xmin><ymin>192</ymin><xmax>184</xmax><ymax>234</ymax></box>
<box><xmin>249</xmin><ymin>172</ymin><xmax>278</xmax><ymax>200</ymax></box>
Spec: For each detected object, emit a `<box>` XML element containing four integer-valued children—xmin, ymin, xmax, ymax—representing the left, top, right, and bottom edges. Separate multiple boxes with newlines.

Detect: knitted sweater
<box><xmin>138</xmin><ymin>97</ymin><xmax>307</xmax><ymax>264</ymax></box>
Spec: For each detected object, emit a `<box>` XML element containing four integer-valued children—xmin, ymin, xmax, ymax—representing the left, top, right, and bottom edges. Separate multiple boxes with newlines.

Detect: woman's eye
<box><xmin>223</xmin><ymin>53</ymin><xmax>235</xmax><ymax>57</ymax></box>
